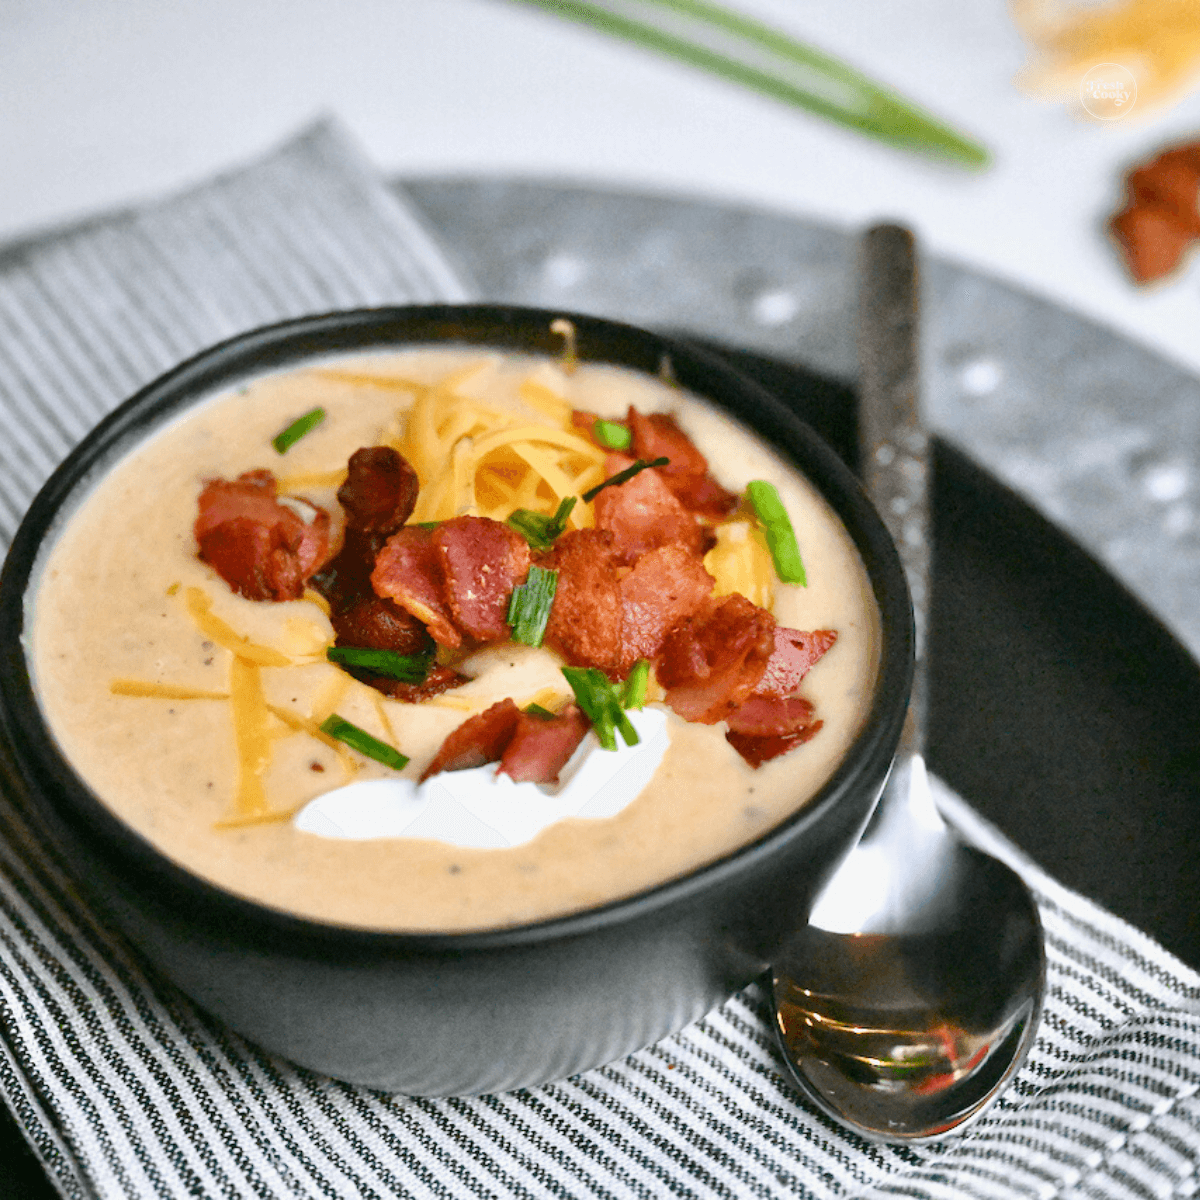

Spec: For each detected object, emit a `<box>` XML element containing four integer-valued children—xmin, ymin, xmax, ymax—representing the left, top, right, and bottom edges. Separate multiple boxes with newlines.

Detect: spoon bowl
<box><xmin>772</xmin><ymin>755</ymin><xmax>1045</xmax><ymax>1140</ymax></box>
<box><xmin>770</xmin><ymin>225</ymin><xmax>1046</xmax><ymax>1140</ymax></box>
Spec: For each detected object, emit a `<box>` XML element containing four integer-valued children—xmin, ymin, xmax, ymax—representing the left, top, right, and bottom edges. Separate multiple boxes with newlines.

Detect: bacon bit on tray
<box><xmin>195</xmin><ymin>469</ymin><xmax>331</xmax><ymax>601</ymax></box>
<box><xmin>499</xmin><ymin>703</ymin><xmax>590</xmax><ymax>783</ymax></box>
<box><xmin>372</xmin><ymin>524</ymin><xmax>462</xmax><ymax>648</ymax></box>
<box><xmin>657</xmin><ymin>594</ymin><xmax>776</xmax><ymax>724</ymax></box>
<box><xmin>1110</xmin><ymin>140</ymin><xmax>1200</xmax><ymax>283</ymax></box>
<box><xmin>419</xmin><ymin>698</ymin><xmax>522</xmax><ymax>781</ymax></box>
<box><xmin>434</xmin><ymin>516</ymin><xmax>532</xmax><ymax>642</ymax></box>
<box><xmin>593</xmin><ymin>453</ymin><xmax>709</xmax><ymax>562</ymax></box>
<box><xmin>617</xmin><ymin>544</ymin><xmax>715</xmax><ymax>674</ymax></box>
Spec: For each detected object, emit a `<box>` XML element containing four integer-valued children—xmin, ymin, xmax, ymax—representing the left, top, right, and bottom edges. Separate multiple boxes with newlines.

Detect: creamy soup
<box><xmin>29</xmin><ymin>347</ymin><xmax>879</xmax><ymax>931</ymax></box>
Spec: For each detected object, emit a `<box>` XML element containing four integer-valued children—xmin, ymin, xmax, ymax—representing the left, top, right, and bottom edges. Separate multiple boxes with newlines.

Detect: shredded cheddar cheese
<box><xmin>1012</xmin><ymin>0</ymin><xmax>1200</xmax><ymax>113</ymax></box>
<box><xmin>704</xmin><ymin>520</ymin><xmax>776</xmax><ymax>610</ymax></box>
<box><xmin>184</xmin><ymin>588</ymin><xmax>291</xmax><ymax>667</ymax></box>
<box><xmin>109</xmin><ymin>681</ymin><xmax>229</xmax><ymax>700</ymax></box>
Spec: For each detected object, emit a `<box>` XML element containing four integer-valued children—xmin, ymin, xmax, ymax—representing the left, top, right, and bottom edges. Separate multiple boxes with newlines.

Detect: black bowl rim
<box><xmin>0</xmin><ymin>303</ymin><xmax>912</xmax><ymax>956</ymax></box>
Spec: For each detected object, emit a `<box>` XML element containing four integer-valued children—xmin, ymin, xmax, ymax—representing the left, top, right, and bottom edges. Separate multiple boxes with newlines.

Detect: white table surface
<box><xmin>2</xmin><ymin>0</ymin><xmax>1199</xmax><ymax>378</ymax></box>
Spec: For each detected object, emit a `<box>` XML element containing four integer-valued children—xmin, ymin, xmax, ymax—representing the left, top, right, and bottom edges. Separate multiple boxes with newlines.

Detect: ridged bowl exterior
<box><xmin>0</xmin><ymin>306</ymin><xmax>912</xmax><ymax>1095</ymax></box>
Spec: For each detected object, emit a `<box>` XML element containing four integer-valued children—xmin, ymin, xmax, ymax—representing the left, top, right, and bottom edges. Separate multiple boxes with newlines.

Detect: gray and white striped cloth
<box><xmin>1</xmin><ymin>120</ymin><xmax>1198</xmax><ymax>1199</ymax></box>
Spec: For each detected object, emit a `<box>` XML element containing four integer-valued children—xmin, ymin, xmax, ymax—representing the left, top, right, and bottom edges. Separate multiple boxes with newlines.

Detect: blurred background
<box><xmin>2</xmin><ymin>0</ymin><xmax>1199</xmax><ymax>372</ymax></box>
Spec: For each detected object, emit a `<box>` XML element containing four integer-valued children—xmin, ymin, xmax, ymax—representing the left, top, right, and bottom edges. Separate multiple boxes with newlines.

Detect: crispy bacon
<box><xmin>1110</xmin><ymin>141</ymin><xmax>1200</xmax><ymax>283</ymax></box>
<box><xmin>725</xmin><ymin>694</ymin><xmax>816</xmax><ymax>737</ymax></box>
<box><xmin>720</xmin><ymin>628</ymin><xmax>834</xmax><ymax>764</ymax></box>
<box><xmin>658</xmin><ymin>594</ymin><xmax>776</xmax><ymax>724</ymax></box>
<box><xmin>628</xmin><ymin>408</ymin><xmax>738</xmax><ymax>520</ymax></box>
<box><xmin>617</xmin><ymin>544</ymin><xmax>714</xmax><ymax>674</ymax></box>
<box><xmin>726</xmin><ymin>723</ymin><xmax>824</xmax><ymax>768</ymax></box>
<box><xmin>498</xmin><ymin>704</ymin><xmax>590</xmax><ymax>783</ymax></box>
<box><xmin>434</xmin><ymin>516</ymin><xmax>531</xmax><ymax>642</ymax></box>
<box><xmin>195</xmin><ymin>470</ymin><xmax>330</xmax><ymax>601</ymax></box>
<box><xmin>592</xmin><ymin>454</ymin><xmax>708</xmax><ymax>563</ymax></box>
<box><xmin>419</xmin><ymin>698</ymin><xmax>521</xmax><ymax>781</ymax></box>
<box><xmin>540</xmin><ymin>529</ymin><xmax>624</xmax><ymax>671</ymax></box>
<box><xmin>755</xmin><ymin>628</ymin><xmax>837</xmax><ymax>698</ymax></box>
<box><xmin>362</xmin><ymin>663</ymin><xmax>469</xmax><ymax>704</ymax></box>
<box><xmin>337</xmin><ymin>446</ymin><xmax>419</xmax><ymax>537</ymax></box>
<box><xmin>330</xmin><ymin>595</ymin><xmax>434</xmax><ymax>657</ymax></box>
<box><xmin>371</xmin><ymin>525</ymin><xmax>461</xmax><ymax>648</ymax></box>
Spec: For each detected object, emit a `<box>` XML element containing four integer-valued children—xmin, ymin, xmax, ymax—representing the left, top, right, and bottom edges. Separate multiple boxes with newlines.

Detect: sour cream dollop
<box><xmin>294</xmin><ymin>707</ymin><xmax>670</xmax><ymax>849</ymax></box>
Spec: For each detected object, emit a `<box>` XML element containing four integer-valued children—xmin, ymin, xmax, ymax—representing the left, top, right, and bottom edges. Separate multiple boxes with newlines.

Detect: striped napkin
<box><xmin>1</xmin><ymin>119</ymin><xmax>1199</xmax><ymax>1200</ymax></box>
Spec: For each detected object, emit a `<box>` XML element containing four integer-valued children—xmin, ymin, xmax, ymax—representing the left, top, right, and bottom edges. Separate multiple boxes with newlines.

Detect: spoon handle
<box><xmin>858</xmin><ymin>224</ymin><xmax>929</xmax><ymax>755</ymax></box>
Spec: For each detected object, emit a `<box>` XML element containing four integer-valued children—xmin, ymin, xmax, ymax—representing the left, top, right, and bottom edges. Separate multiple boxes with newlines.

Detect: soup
<box><xmin>29</xmin><ymin>346</ymin><xmax>879</xmax><ymax>931</ymax></box>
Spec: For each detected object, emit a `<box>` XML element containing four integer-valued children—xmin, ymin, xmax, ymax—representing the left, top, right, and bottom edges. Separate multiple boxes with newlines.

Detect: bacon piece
<box><xmin>726</xmin><ymin>723</ymin><xmax>824</xmax><ymax>768</ymax></box>
<box><xmin>540</xmin><ymin>529</ymin><xmax>623</xmax><ymax>671</ymax></box>
<box><xmin>498</xmin><ymin>704</ymin><xmax>590</xmax><ymax>784</ymax></box>
<box><xmin>362</xmin><ymin>664</ymin><xmax>469</xmax><ymax>704</ymax></box>
<box><xmin>571</xmin><ymin>409</ymin><xmax>602</xmax><ymax>438</ymax></box>
<box><xmin>433</xmin><ymin>516</ymin><xmax>532</xmax><ymax>643</ymax></box>
<box><xmin>721</xmin><ymin>628</ymin><xmax>834</xmax><ymax>764</ymax></box>
<box><xmin>195</xmin><ymin>470</ymin><xmax>330</xmax><ymax>601</ymax></box>
<box><xmin>1109</xmin><ymin>141</ymin><xmax>1200</xmax><ymax>283</ymax></box>
<box><xmin>592</xmin><ymin>454</ymin><xmax>707</xmax><ymax>563</ymax></box>
<box><xmin>657</xmin><ymin>594</ymin><xmax>776</xmax><ymax>724</ymax></box>
<box><xmin>372</xmin><ymin>525</ymin><xmax>461</xmax><ymax>648</ymax></box>
<box><xmin>628</xmin><ymin>408</ymin><xmax>738</xmax><ymax>520</ymax></box>
<box><xmin>725</xmin><ymin>694</ymin><xmax>816</xmax><ymax>737</ymax></box>
<box><xmin>337</xmin><ymin>446</ymin><xmax>419</xmax><ymax>537</ymax></box>
<box><xmin>419</xmin><ymin>699</ymin><xmax>521</xmax><ymax>781</ymax></box>
<box><xmin>331</xmin><ymin>595</ymin><xmax>434</xmax><ymax>657</ymax></box>
<box><xmin>617</xmin><ymin>544</ymin><xmax>714</xmax><ymax>674</ymax></box>
<box><xmin>1111</xmin><ymin>204</ymin><xmax>1197</xmax><ymax>284</ymax></box>
<box><xmin>755</xmin><ymin>628</ymin><xmax>837</xmax><ymax>698</ymax></box>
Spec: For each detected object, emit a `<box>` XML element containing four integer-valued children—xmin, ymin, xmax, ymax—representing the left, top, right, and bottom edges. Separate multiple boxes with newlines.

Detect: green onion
<box><xmin>272</xmin><ymin>407</ymin><xmax>326</xmax><ymax>454</ymax></box>
<box><xmin>747</xmin><ymin>479</ymin><xmax>806</xmax><ymax>585</ymax></box>
<box><xmin>318</xmin><ymin>714</ymin><xmax>409</xmax><ymax>771</ymax></box>
<box><xmin>515</xmin><ymin>0</ymin><xmax>988</xmax><ymax>168</ymax></box>
<box><xmin>623</xmin><ymin>659</ymin><xmax>650</xmax><ymax>709</ymax></box>
<box><xmin>582</xmin><ymin>457</ymin><xmax>669</xmax><ymax>503</ymax></box>
<box><xmin>594</xmin><ymin>419</ymin><xmax>632</xmax><ymax>450</ymax></box>
<box><xmin>326</xmin><ymin>646</ymin><xmax>433</xmax><ymax>682</ymax></box>
<box><xmin>562</xmin><ymin>666</ymin><xmax>640</xmax><ymax>751</ymax></box>
<box><xmin>507</xmin><ymin>566</ymin><xmax>559</xmax><ymax>647</ymax></box>
<box><xmin>506</xmin><ymin>496</ymin><xmax>577</xmax><ymax>551</ymax></box>
<box><xmin>524</xmin><ymin>702</ymin><xmax>557</xmax><ymax>719</ymax></box>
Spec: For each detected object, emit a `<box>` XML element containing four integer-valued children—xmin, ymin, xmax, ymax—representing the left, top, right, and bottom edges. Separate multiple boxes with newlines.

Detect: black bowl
<box><xmin>0</xmin><ymin>305</ymin><xmax>912</xmax><ymax>1094</ymax></box>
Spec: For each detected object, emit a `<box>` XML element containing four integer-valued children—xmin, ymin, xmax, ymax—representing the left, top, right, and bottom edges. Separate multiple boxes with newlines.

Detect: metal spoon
<box><xmin>770</xmin><ymin>224</ymin><xmax>1046</xmax><ymax>1141</ymax></box>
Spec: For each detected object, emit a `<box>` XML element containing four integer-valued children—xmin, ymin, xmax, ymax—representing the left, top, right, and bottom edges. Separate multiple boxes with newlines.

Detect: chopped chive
<box><xmin>272</xmin><ymin>406</ymin><xmax>325</xmax><ymax>454</ymax></box>
<box><xmin>561</xmin><ymin>666</ymin><xmax>640</xmax><ymax>751</ymax></box>
<box><xmin>747</xmin><ymin>479</ymin><xmax>806</xmax><ymax>585</ymax></box>
<box><xmin>506</xmin><ymin>496</ymin><xmax>576</xmax><ymax>551</ymax></box>
<box><xmin>593</xmin><ymin>418</ymin><xmax>632</xmax><ymax>450</ymax></box>
<box><xmin>318</xmin><ymin>714</ymin><xmax>409</xmax><ymax>770</ymax></box>
<box><xmin>414</xmin><ymin>521</ymin><xmax>441</xmax><ymax>530</ymax></box>
<box><xmin>516</xmin><ymin>0</ymin><xmax>989</xmax><ymax>169</ymax></box>
<box><xmin>326</xmin><ymin>646</ymin><xmax>433</xmax><ymax>682</ymax></box>
<box><xmin>507</xmin><ymin>566</ymin><xmax>559</xmax><ymax>647</ymax></box>
<box><xmin>581</xmin><ymin>456</ymin><xmax>669</xmax><ymax>503</ymax></box>
<box><xmin>623</xmin><ymin>659</ymin><xmax>649</xmax><ymax>709</ymax></box>
<box><xmin>524</xmin><ymin>702</ymin><xmax>556</xmax><ymax>719</ymax></box>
